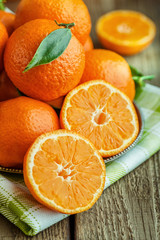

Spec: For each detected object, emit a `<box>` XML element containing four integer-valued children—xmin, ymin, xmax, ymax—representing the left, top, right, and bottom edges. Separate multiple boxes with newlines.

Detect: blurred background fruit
<box><xmin>80</xmin><ymin>49</ymin><xmax>135</xmax><ymax>101</ymax></box>
<box><xmin>4</xmin><ymin>19</ymin><xmax>85</xmax><ymax>102</ymax></box>
<box><xmin>0</xmin><ymin>96</ymin><xmax>60</xmax><ymax>169</ymax></box>
<box><xmin>0</xmin><ymin>10</ymin><xmax>15</xmax><ymax>35</ymax></box>
<box><xmin>96</xmin><ymin>10</ymin><xmax>156</xmax><ymax>55</ymax></box>
<box><xmin>14</xmin><ymin>0</ymin><xmax>91</xmax><ymax>45</ymax></box>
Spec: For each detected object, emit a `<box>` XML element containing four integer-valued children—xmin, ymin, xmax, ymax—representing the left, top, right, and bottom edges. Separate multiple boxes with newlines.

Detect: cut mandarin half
<box><xmin>60</xmin><ymin>80</ymin><xmax>139</xmax><ymax>157</ymax></box>
<box><xmin>23</xmin><ymin>130</ymin><xmax>106</xmax><ymax>214</ymax></box>
<box><xmin>96</xmin><ymin>10</ymin><xmax>156</xmax><ymax>55</ymax></box>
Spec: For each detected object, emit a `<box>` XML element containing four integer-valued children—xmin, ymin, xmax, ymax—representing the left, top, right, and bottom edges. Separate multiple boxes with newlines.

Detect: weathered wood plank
<box><xmin>75</xmin><ymin>152</ymin><xmax>160</xmax><ymax>240</ymax></box>
<box><xmin>0</xmin><ymin>214</ymin><xmax>70</xmax><ymax>240</ymax></box>
<box><xmin>75</xmin><ymin>0</ymin><xmax>160</xmax><ymax>239</ymax></box>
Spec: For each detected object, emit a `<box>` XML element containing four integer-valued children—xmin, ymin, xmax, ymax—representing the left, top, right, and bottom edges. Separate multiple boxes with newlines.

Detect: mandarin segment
<box><xmin>23</xmin><ymin>130</ymin><xmax>106</xmax><ymax>214</ymax></box>
<box><xmin>67</xmin><ymin>107</ymin><xmax>92</xmax><ymax>125</ymax></box>
<box><xmin>60</xmin><ymin>80</ymin><xmax>139</xmax><ymax>157</ymax></box>
<box><xmin>88</xmin><ymin>84</ymin><xmax>111</xmax><ymax>108</ymax></box>
<box><xmin>70</xmin><ymin>89</ymin><xmax>96</xmax><ymax>112</ymax></box>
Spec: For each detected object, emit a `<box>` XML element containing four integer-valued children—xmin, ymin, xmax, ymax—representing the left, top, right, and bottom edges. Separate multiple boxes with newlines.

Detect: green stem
<box><xmin>54</xmin><ymin>20</ymin><xmax>75</xmax><ymax>29</ymax></box>
<box><xmin>130</xmin><ymin>65</ymin><xmax>155</xmax><ymax>88</ymax></box>
<box><xmin>133</xmin><ymin>75</ymin><xmax>155</xmax><ymax>87</ymax></box>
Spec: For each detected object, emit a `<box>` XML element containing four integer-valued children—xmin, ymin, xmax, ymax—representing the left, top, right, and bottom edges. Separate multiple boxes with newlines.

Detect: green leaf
<box><xmin>129</xmin><ymin>65</ymin><xmax>155</xmax><ymax>88</ymax></box>
<box><xmin>129</xmin><ymin>65</ymin><xmax>143</xmax><ymax>77</ymax></box>
<box><xmin>0</xmin><ymin>1</ymin><xmax>5</xmax><ymax>10</ymax></box>
<box><xmin>23</xmin><ymin>28</ymin><xmax>72</xmax><ymax>73</ymax></box>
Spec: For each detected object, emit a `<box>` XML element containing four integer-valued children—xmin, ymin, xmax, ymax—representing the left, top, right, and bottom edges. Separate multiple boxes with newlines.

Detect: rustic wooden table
<box><xmin>0</xmin><ymin>0</ymin><xmax>160</xmax><ymax>239</ymax></box>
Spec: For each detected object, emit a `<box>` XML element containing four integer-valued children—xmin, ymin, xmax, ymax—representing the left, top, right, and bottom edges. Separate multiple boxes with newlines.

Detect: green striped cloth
<box><xmin>0</xmin><ymin>83</ymin><xmax>160</xmax><ymax>236</ymax></box>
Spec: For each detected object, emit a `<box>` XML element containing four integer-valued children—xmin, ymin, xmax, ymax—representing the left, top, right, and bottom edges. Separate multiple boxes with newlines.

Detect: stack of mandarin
<box><xmin>0</xmin><ymin>0</ymin><xmax>156</xmax><ymax>214</ymax></box>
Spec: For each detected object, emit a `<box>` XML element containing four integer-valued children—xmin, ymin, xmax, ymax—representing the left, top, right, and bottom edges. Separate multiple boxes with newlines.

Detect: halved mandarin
<box><xmin>60</xmin><ymin>80</ymin><xmax>139</xmax><ymax>157</ymax></box>
<box><xmin>23</xmin><ymin>130</ymin><xmax>106</xmax><ymax>214</ymax></box>
<box><xmin>96</xmin><ymin>10</ymin><xmax>156</xmax><ymax>55</ymax></box>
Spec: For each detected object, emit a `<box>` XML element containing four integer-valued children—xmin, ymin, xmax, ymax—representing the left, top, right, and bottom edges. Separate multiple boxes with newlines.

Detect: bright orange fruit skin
<box><xmin>0</xmin><ymin>96</ymin><xmax>60</xmax><ymax>169</ymax></box>
<box><xmin>0</xmin><ymin>71</ymin><xmax>65</xmax><ymax>108</ymax></box>
<box><xmin>80</xmin><ymin>49</ymin><xmax>135</xmax><ymax>101</ymax></box>
<box><xmin>14</xmin><ymin>0</ymin><xmax>91</xmax><ymax>44</ymax></box>
<box><xmin>0</xmin><ymin>22</ymin><xmax>8</xmax><ymax>72</ymax></box>
<box><xmin>0</xmin><ymin>71</ymin><xmax>20</xmax><ymax>101</ymax></box>
<box><xmin>84</xmin><ymin>36</ymin><xmax>94</xmax><ymax>52</ymax></box>
<box><xmin>0</xmin><ymin>10</ymin><xmax>15</xmax><ymax>35</ymax></box>
<box><xmin>47</xmin><ymin>96</ymin><xmax>64</xmax><ymax>109</ymax></box>
<box><xmin>96</xmin><ymin>10</ymin><xmax>156</xmax><ymax>55</ymax></box>
<box><xmin>4</xmin><ymin>19</ymin><xmax>85</xmax><ymax>101</ymax></box>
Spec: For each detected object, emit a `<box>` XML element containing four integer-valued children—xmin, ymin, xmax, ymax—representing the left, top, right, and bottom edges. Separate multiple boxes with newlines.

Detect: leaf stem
<box><xmin>54</xmin><ymin>20</ymin><xmax>75</xmax><ymax>29</ymax></box>
<box><xmin>130</xmin><ymin>65</ymin><xmax>155</xmax><ymax>87</ymax></box>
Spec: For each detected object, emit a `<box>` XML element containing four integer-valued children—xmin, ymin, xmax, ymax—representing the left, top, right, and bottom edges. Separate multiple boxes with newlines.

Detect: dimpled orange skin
<box><xmin>80</xmin><ymin>49</ymin><xmax>135</xmax><ymax>101</ymax></box>
<box><xmin>0</xmin><ymin>22</ymin><xmax>8</xmax><ymax>72</ymax></box>
<box><xmin>0</xmin><ymin>11</ymin><xmax>15</xmax><ymax>35</ymax></box>
<box><xmin>84</xmin><ymin>36</ymin><xmax>94</xmax><ymax>52</ymax></box>
<box><xmin>0</xmin><ymin>96</ymin><xmax>60</xmax><ymax>169</ymax></box>
<box><xmin>14</xmin><ymin>0</ymin><xmax>91</xmax><ymax>45</ymax></box>
<box><xmin>4</xmin><ymin>19</ymin><xmax>85</xmax><ymax>101</ymax></box>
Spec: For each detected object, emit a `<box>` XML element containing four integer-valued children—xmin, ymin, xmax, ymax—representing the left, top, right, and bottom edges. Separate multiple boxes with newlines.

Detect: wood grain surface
<box><xmin>0</xmin><ymin>0</ymin><xmax>160</xmax><ymax>239</ymax></box>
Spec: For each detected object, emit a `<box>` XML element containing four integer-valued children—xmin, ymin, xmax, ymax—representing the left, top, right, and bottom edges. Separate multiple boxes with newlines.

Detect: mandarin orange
<box><xmin>84</xmin><ymin>36</ymin><xmax>94</xmax><ymax>52</ymax></box>
<box><xmin>47</xmin><ymin>96</ymin><xmax>64</xmax><ymax>109</ymax></box>
<box><xmin>0</xmin><ymin>71</ymin><xmax>20</xmax><ymax>101</ymax></box>
<box><xmin>80</xmin><ymin>49</ymin><xmax>135</xmax><ymax>101</ymax></box>
<box><xmin>0</xmin><ymin>96</ymin><xmax>60</xmax><ymax>168</ymax></box>
<box><xmin>4</xmin><ymin>19</ymin><xmax>85</xmax><ymax>101</ymax></box>
<box><xmin>14</xmin><ymin>0</ymin><xmax>91</xmax><ymax>44</ymax></box>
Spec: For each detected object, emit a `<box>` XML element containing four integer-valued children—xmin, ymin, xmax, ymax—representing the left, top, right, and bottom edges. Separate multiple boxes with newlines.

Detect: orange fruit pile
<box><xmin>0</xmin><ymin>0</ymin><xmax>154</xmax><ymax>214</ymax></box>
<box><xmin>96</xmin><ymin>10</ymin><xmax>156</xmax><ymax>55</ymax></box>
<box><xmin>24</xmin><ymin>130</ymin><xmax>106</xmax><ymax>214</ymax></box>
<box><xmin>81</xmin><ymin>49</ymin><xmax>135</xmax><ymax>101</ymax></box>
<box><xmin>60</xmin><ymin>80</ymin><xmax>139</xmax><ymax>157</ymax></box>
